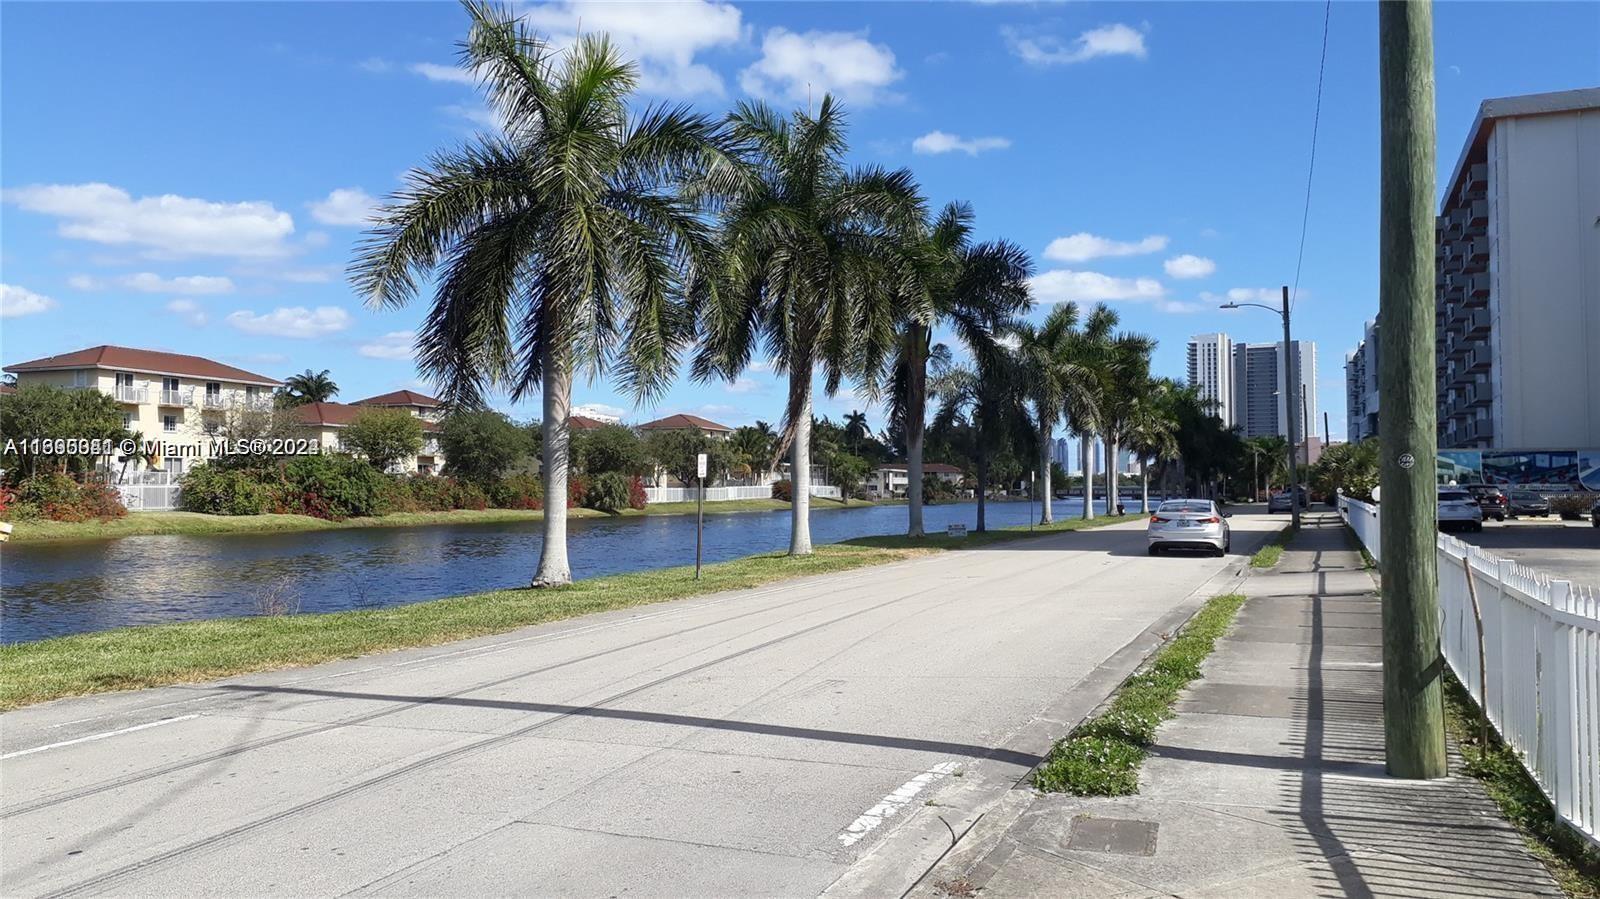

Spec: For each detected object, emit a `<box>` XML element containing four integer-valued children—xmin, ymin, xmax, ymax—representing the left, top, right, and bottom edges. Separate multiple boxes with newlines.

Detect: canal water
<box><xmin>1</xmin><ymin>498</ymin><xmax>1121</xmax><ymax>644</ymax></box>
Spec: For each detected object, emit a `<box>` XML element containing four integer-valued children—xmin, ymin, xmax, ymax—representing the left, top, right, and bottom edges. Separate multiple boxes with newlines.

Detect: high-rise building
<box><xmin>1346</xmin><ymin>319</ymin><xmax>1380</xmax><ymax>442</ymax></box>
<box><xmin>1435</xmin><ymin>88</ymin><xmax>1600</xmax><ymax>449</ymax></box>
<box><xmin>1231</xmin><ymin>340</ymin><xmax>1317</xmax><ymax>442</ymax></box>
<box><xmin>1185</xmin><ymin>333</ymin><xmax>1234</xmax><ymax>427</ymax></box>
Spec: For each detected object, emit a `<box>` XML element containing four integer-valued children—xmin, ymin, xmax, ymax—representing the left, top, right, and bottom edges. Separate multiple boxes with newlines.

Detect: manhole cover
<box><xmin>1065</xmin><ymin>815</ymin><xmax>1158</xmax><ymax>856</ymax></box>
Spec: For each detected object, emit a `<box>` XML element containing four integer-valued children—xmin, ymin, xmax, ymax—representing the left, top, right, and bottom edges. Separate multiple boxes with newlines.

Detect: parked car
<box><xmin>1465</xmin><ymin>485</ymin><xmax>1508</xmax><ymax>521</ymax></box>
<box><xmin>1147</xmin><ymin>498</ymin><xmax>1231</xmax><ymax>556</ymax></box>
<box><xmin>1267</xmin><ymin>488</ymin><xmax>1306</xmax><ymax>513</ymax></box>
<box><xmin>1437</xmin><ymin>488</ymin><xmax>1484</xmax><ymax>532</ymax></box>
<box><xmin>1506</xmin><ymin>490</ymin><xmax>1551</xmax><ymax>518</ymax></box>
<box><xmin>1592</xmin><ymin>496</ymin><xmax>1600</xmax><ymax>529</ymax></box>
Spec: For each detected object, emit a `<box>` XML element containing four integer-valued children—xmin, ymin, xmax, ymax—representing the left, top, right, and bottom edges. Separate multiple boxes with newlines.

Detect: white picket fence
<box><xmin>1338</xmin><ymin>496</ymin><xmax>1600</xmax><ymax>846</ymax></box>
<box><xmin>643</xmin><ymin>484</ymin><xmax>841</xmax><ymax>504</ymax></box>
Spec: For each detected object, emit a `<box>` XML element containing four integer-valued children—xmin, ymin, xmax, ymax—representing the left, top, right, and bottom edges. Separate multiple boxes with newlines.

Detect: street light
<box><xmin>1220</xmin><ymin>285</ymin><xmax>1301</xmax><ymax>529</ymax></box>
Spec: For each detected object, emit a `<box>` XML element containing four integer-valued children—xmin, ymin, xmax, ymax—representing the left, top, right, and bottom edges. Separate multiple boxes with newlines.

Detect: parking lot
<box><xmin>1456</xmin><ymin>520</ymin><xmax>1600</xmax><ymax>589</ymax></box>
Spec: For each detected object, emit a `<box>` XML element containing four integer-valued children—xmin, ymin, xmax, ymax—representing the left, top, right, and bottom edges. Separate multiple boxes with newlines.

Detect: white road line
<box><xmin>837</xmin><ymin>761</ymin><xmax>962</xmax><ymax>847</ymax></box>
<box><xmin>4</xmin><ymin>715</ymin><xmax>201</xmax><ymax>760</ymax></box>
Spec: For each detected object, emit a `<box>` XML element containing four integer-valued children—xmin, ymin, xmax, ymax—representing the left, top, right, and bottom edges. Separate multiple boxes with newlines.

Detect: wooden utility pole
<box><xmin>1378</xmin><ymin>0</ymin><xmax>1447</xmax><ymax>779</ymax></box>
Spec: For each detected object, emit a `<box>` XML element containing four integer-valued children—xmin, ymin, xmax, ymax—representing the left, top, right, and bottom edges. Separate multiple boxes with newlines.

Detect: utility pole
<box><xmin>1302</xmin><ymin>382</ymin><xmax>1312</xmax><ymax>462</ymax></box>
<box><xmin>1324</xmin><ymin>410</ymin><xmax>1332</xmax><ymax>449</ymax></box>
<box><xmin>1281</xmin><ymin>286</ymin><xmax>1301</xmax><ymax>530</ymax></box>
<box><xmin>1379</xmin><ymin>0</ymin><xmax>1447</xmax><ymax>779</ymax></box>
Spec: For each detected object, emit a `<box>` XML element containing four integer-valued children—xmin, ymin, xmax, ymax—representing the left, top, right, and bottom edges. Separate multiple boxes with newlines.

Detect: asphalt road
<box><xmin>1</xmin><ymin>512</ymin><xmax>1285</xmax><ymax>898</ymax></box>
<box><xmin>1456</xmin><ymin>520</ymin><xmax>1600</xmax><ymax>589</ymax></box>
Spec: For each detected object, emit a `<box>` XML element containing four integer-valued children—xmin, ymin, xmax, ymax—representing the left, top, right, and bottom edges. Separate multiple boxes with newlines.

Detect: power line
<box><xmin>1290</xmin><ymin>0</ymin><xmax>1333</xmax><ymax>314</ymax></box>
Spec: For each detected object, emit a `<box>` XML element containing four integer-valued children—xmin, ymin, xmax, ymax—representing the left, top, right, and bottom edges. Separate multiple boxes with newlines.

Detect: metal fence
<box><xmin>115</xmin><ymin>471</ymin><xmax>182</xmax><ymax>511</ymax></box>
<box><xmin>1337</xmin><ymin>496</ymin><xmax>1600</xmax><ymax>846</ymax></box>
<box><xmin>643</xmin><ymin>484</ymin><xmax>841</xmax><ymax>504</ymax></box>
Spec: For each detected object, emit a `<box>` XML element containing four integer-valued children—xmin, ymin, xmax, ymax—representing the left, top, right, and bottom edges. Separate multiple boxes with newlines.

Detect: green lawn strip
<box><xmin>1033</xmin><ymin>593</ymin><xmax>1248</xmax><ymax>795</ymax></box>
<box><xmin>1441</xmin><ymin>672</ymin><xmax>1600</xmax><ymax>897</ymax></box>
<box><xmin>0</xmin><ymin>512</ymin><xmax>1143</xmax><ymax>710</ymax></box>
<box><xmin>0</xmin><ymin>543</ymin><xmax>928</xmax><ymax>710</ymax></box>
<box><xmin>1249</xmin><ymin>524</ymin><xmax>1298</xmax><ymax>569</ymax></box>
<box><xmin>4</xmin><ymin>496</ymin><xmax>884</xmax><ymax>544</ymax></box>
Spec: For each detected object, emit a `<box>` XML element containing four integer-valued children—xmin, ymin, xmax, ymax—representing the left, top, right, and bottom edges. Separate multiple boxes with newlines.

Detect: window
<box><xmin>116</xmin><ymin>372</ymin><xmax>135</xmax><ymax>388</ymax></box>
<box><xmin>162</xmin><ymin>415</ymin><xmax>177</xmax><ymax>433</ymax></box>
<box><xmin>163</xmin><ymin>377</ymin><xmax>180</xmax><ymax>392</ymax></box>
<box><xmin>122</xmin><ymin>412</ymin><xmax>134</xmax><ymax>430</ymax></box>
<box><xmin>206</xmin><ymin>381</ymin><xmax>221</xmax><ymax>398</ymax></box>
<box><xmin>72</xmin><ymin>369</ymin><xmax>92</xmax><ymax>387</ymax></box>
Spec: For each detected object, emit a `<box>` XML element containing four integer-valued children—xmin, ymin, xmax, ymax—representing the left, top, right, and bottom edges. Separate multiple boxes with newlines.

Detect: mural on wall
<box><xmin>1438</xmin><ymin>449</ymin><xmax>1600</xmax><ymax>490</ymax></box>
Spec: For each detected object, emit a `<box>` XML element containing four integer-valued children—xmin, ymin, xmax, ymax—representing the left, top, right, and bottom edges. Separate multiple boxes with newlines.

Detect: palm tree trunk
<box><xmin>1140</xmin><ymin>459</ymin><xmax>1150</xmax><ymax>514</ymax></box>
<box><xmin>789</xmin><ymin>378</ymin><xmax>814</xmax><ymax>556</ymax></box>
<box><xmin>975</xmin><ymin>451</ymin><xmax>988</xmax><ymax>532</ymax></box>
<box><xmin>1106</xmin><ymin>436</ymin><xmax>1121</xmax><ymax>516</ymax></box>
<box><xmin>1037</xmin><ymin>418</ymin><xmax>1053</xmax><ymax>525</ymax></box>
<box><xmin>533</xmin><ymin>342</ymin><xmax>573</xmax><ymax>587</ymax></box>
<box><xmin>906</xmin><ymin>325</ymin><xmax>927</xmax><ymax>538</ymax></box>
<box><xmin>1080</xmin><ymin>432</ymin><xmax>1095</xmax><ymax>520</ymax></box>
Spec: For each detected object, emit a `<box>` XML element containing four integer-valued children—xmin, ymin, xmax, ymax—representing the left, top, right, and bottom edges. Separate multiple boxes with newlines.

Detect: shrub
<box><xmin>1549</xmin><ymin>492</ymin><xmax>1598</xmax><ymax>520</ymax></box>
<box><xmin>405</xmin><ymin>474</ymin><xmax>460</xmax><ymax>511</ymax></box>
<box><xmin>568</xmin><ymin>475</ymin><xmax>587</xmax><ymax>509</ymax></box>
<box><xmin>74</xmin><ymin>480</ymin><xmax>128</xmax><ymax>521</ymax></box>
<box><xmin>490</xmin><ymin>473</ymin><xmax>542</xmax><ymax>510</ymax></box>
<box><xmin>628</xmin><ymin>475</ymin><xmax>648</xmax><ymax>510</ymax></box>
<box><xmin>374</xmin><ymin>475</ymin><xmax>420</xmax><ymax>515</ymax></box>
<box><xmin>452</xmin><ymin>479</ymin><xmax>489</xmax><ymax>511</ymax></box>
<box><xmin>584</xmin><ymin>471</ymin><xmax>631</xmax><ymax>512</ymax></box>
<box><xmin>10</xmin><ymin>472</ymin><xmax>127</xmax><ymax>522</ymax></box>
<box><xmin>279</xmin><ymin>454</ymin><xmax>388</xmax><ymax>520</ymax></box>
<box><xmin>180</xmin><ymin>465</ymin><xmax>276</xmax><ymax>516</ymax></box>
<box><xmin>770</xmin><ymin>479</ymin><xmax>792</xmax><ymax>502</ymax></box>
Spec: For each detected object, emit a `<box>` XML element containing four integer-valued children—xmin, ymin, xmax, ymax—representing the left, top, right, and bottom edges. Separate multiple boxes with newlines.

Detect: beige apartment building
<box><xmin>295</xmin><ymin>396</ymin><xmax>446</xmax><ymax>475</ymax></box>
<box><xmin>4</xmin><ymin>345</ymin><xmax>281</xmax><ymax>474</ymax></box>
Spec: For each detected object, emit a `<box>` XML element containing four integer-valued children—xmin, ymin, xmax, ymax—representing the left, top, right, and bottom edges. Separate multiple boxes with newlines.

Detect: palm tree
<box><xmin>1124</xmin><ymin>377</ymin><xmax>1181</xmax><ymax>513</ymax></box>
<box><xmin>281</xmin><ymin>369</ymin><xmax>338</xmax><ymax>406</ymax></box>
<box><xmin>1007</xmin><ymin>302</ymin><xmax>1101</xmax><ymax>524</ymax></box>
<box><xmin>1094</xmin><ymin>327</ymin><xmax>1157</xmax><ymax>517</ymax></box>
<box><xmin>930</xmin><ymin>353</ymin><xmax>1028</xmax><ymax>532</ymax></box>
<box><xmin>1064</xmin><ymin>305</ymin><xmax>1117</xmax><ymax>521</ymax></box>
<box><xmin>889</xmin><ymin>202</ymin><xmax>1030</xmax><ymax>537</ymax></box>
<box><xmin>727</xmin><ymin>425</ymin><xmax>775</xmax><ymax>479</ymax></box>
<box><xmin>843</xmin><ymin>410</ymin><xmax>870</xmax><ymax>451</ymax></box>
<box><xmin>352</xmin><ymin>2</ymin><xmax>733</xmax><ymax>585</ymax></box>
<box><xmin>696</xmin><ymin>96</ymin><xmax>922</xmax><ymax>555</ymax></box>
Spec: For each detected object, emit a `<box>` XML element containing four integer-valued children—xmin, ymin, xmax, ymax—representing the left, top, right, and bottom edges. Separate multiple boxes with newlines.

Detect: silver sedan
<box><xmin>1147</xmin><ymin>499</ymin><xmax>1232</xmax><ymax>556</ymax></box>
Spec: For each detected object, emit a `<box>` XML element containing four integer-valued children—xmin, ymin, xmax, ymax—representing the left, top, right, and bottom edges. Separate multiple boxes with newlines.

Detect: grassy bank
<box><xmin>3</xmin><ymin>496</ymin><xmax>882</xmax><ymax>544</ymax></box>
<box><xmin>1249</xmin><ymin>525</ymin><xmax>1297</xmax><ymax>569</ymax></box>
<box><xmin>1033</xmin><ymin>593</ymin><xmax>1247</xmax><ymax>795</ymax></box>
<box><xmin>0</xmin><ymin>511</ymin><xmax>1142</xmax><ymax>710</ymax></box>
<box><xmin>1442</xmin><ymin>673</ymin><xmax>1600</xmax><ymax>897</ymax></box>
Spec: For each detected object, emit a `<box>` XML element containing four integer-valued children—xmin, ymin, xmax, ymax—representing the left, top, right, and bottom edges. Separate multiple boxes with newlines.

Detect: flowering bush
<box><xmin>8</xmin><ymin>472</ymin><xmax>127</xmax><ymax>522</ymax></box>
<box><xmin>627</xmin><ymin>475</ymin><xmax>648</xmax><ymax>511</ymax></box>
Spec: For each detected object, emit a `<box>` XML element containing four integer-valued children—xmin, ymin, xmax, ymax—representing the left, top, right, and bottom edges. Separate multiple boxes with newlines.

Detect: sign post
<box><xmin>695</xmin><ymin>452</ymin><xmax>707</xmax><ymax>580</ymax></box>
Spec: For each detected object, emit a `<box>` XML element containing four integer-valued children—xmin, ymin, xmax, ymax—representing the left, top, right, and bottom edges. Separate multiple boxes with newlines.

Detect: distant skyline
<box><xmin>4</xmin><ymin>2</ymin><xmax>1596</xmax><ymax>439</ymax></box>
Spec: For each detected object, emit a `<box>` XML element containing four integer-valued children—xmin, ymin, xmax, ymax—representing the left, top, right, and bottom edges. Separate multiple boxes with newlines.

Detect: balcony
<box><xmin>113</xmin><ymin>385</ymin><xmax>149</xmax><ymax>404</ymax></box>
<box><xmin>1465</xmin><ymin>347</ymin><xmax>1491</xmax><ymax>374</ymax></box>
<box><xmin>200</xmin><ymin>393</ymin><xmax>228</xmax><ymax>410</ymax></box>
<box><xmin>1467</xmin><ymin>237</ymin><xmax>1489</xmax><ymax>263</ymax></box>
<box><xmin>1468</xmin><ymin>271</ymin><xmax>1490</xmax><ymax>298</ymax></box>
<box><xmin>1463</xmin><ymin>307</ymin><xmax>1490</xmax><ymax>337</ymax></box>
<box><xmin>159</xmin><ymin>389</ymin><xmax>192</xmax><ymax>406</ymax></box>
<box><xmin>1467</xmin><ymin>198</ymin><xmax>1488</xmax><ymax>226</ymax></box>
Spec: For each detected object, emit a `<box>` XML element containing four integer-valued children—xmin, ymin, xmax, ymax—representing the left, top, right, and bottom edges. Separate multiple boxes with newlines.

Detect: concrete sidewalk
<box><xmin>912</xmin><ymin>511</ymin><xmax>1561</xmax><ymax>898</ymax></box>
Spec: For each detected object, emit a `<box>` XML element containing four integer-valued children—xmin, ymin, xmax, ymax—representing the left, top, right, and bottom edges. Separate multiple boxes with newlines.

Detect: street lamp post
<box><xmin>1220</xmin><ymin>286</ymin><xmax>1301</xmax><ymax>530</ymax></box>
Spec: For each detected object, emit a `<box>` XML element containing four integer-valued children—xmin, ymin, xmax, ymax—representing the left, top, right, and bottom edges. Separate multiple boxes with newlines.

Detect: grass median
<box><xmin>1033</xmin><ymin>593</ymin><xmax>1247</xmax><ymax>795</ymax></box>
<box><xmin>4</xmin><ymin>496</ymin><xmax>881</xmax><ymax>544</ymax></box>
<box><xmin>0</xmin><ymin>512</ymin><xmax>1143</xmax><ymax>710</ymax></box>
<box><xmin>1249</xmin><ymin>524</ymin><xmax>1297</xmax><ymax>569</ymax></box>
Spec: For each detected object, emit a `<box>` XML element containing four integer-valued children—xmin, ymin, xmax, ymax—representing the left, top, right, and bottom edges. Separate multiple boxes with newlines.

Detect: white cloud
<box><xmin>0</xmin><ymin>283</ymin><xmax>56</xmax><ymax>318</ymax></box>
<box><xmin>911</xmin><ymin>131</ymin><xmax>1012</xmax><ymax>156</ymax></box>
<box><xmin>724</xmin><ymin>377</ymin><xmax>763</xmax><ymax>394</ymax></box>
<box><xmin>410</xmin><ymin>62</ymin><xmax>477</xmax><ymax>85</ymax></box>
<box><xmin>1004</xmin><ymin>23</ymin><xmax>1147</xmax><ymax>66</ymax></box>
<box><xmin>1163</xmin><ymin>254</ymin><xmax>1216</xmax><ymax>279</ymax></box>
<box><xmin>5</xmin><ymin>183</ymin><xmax>295</xmax><ymax>259</ymax></box>
<box><xmin>518</xmin><ymin>0</ymin><xmax>743</xmax><ymax>97</ymax></box>
<box><xmin>441</xmin><ymin>103</ymin><xmax>499</xmax><ymax>130</ymax></box>
<box><xmin>740</xmin><ymin>28</ymin><xmax>903</xmax><ymax>107</ymax></box>
<box><xmin>165</xmin><ymin>298</ymin><xmax>208</xmax><ymax>326</ymax></box>
<box><xmin>308</xmin><ymin>188</ymin><xmax>378</xmax><ymax>227</ymax></box>
<box><xmin>1043</xmin><ymin>232</ymin><xmax>1168</xmax><ymax>263</ymax></box>
<box><xmin>358</xmin><ymin>57</ymin><xmax>394</xmax><ymax>73</ymax></box>
<box><xmin>1029</xmin><ymin>270</ymin><xmax>1164</xmax><ymax>304</ymax></box>
<box><xmin>357</xmin><ymin>330</ymin><xmax>415</xmax><ymax>360</ymax></box>
<box><xmin>226</xmin><ymin>305</ymin><xmax>351</xmax><ymax>338</ymax></box>
<box><xmin>1155</xmin><ymin>299</ymin><xmax>1207</xmax><ymax>314</ymax></box>
<box><xmin>573</xmin><ymin>403</ymin><xmax>626</xmax><ymax>423</ymax></box>
<box><xmin>68</xmin><ymin>272</ymin><xmax>235</xmax><ymax>295</ymax></box>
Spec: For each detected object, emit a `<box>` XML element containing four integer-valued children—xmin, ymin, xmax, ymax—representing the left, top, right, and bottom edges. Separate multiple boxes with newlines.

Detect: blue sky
<box><xmin>3</xmin><ymin>1</ymin><xmax>1595</xmax><ymax>437</ymax></box>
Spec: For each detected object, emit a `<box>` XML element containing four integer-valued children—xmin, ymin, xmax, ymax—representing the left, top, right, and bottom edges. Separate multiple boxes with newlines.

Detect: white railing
<box><xmin>1338</xmin><ymin>496</ymin><xmax>1600</xmax><ymax>846</ymax></box>
<box><xmin>114</xmin><ymin>385</ymin><xmax>149</xmax><ymax>403</ymax></box>
<box><xmin>643</xmin><ymin>484</ymin><xmax>843</xmax><ymax>504</ymax></box>
<box><xmin>115</xmin><ymin>471</ymin><xmax>183</xmax><ymax>511</ymax></box>
<box><xmin>159</xmin><ymin>389</ymin><xmax>191</xmax><ymax>406</ymax></box>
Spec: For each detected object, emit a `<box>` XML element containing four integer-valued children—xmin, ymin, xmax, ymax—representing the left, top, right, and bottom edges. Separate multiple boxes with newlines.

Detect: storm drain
<box><xmin>1065</xmin><ymin>815</ymin><xmax>1159</xmax><ymax>856</ymax></box>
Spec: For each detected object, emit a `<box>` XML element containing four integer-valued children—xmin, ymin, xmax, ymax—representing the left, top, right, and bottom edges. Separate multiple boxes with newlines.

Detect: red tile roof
<box><xmin>294</xmin><ymin>401</ymin><xmax>439</xmax><ymax>431</ymax></box>
<box><xmin>569</xmin><ymin>414</ymin><xmax>608</xmax><ymax>430</ymax></box>
<box><xmin>353</xmin><ymin>389</ymin><xmax>441</xmax><ymax>408</ymax></box>
<box><xmin>0</xmin><ymin>384</ymin><xmax>14</xmax><ymax>395</ymax></box>
<box><xmin>638</xmin><ymin>413</ymin><xmax>732</xmax><ymax>432</ymax></box>
<box><xmin>3</xmin><ymin>345</ymin><xmax>281</xmax><ymax>386</ymax></box>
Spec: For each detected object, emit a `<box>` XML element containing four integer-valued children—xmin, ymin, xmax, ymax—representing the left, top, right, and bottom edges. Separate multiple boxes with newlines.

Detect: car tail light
<box><xmin>1150</xmin><ymin>515</ymin><xmax>1168</xmax><ymax>523</ymax></box>
<box><xmin>1203</xmin><ymin>515</ymin><xmax>1220</xmax><ymax>523</ymax></box>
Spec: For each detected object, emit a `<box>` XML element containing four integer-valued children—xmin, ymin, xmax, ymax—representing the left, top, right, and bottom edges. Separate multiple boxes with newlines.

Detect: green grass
<box><xmin>1441</xmin><ymin>672</ymin><xmax>1600</xmax><ymax>897</ymax></box>
<box><xmin>4</xmin><ymin>496</ymin><xmax>882</xmax><ymax>544</ymax></box>
<box><xmin>0</xmin><ymin>510</ymin><xmax>1142</xmax><ymax>710</ymax></box>
<box><xmin>1033</xmin><ymin>593</ymin><xmax>1247</xmax><ymax>795</ymax></box>
<box><xmin>1249</xmin><ymin>525</ymin><xmax>1298</xmax><ymax>569</ymax></box>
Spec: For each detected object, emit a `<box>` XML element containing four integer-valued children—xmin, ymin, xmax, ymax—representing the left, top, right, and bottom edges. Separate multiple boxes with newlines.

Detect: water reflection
<box><xmin>1</xmin><ymin>498</ymin><xmax>1112</xmax><ymax>643</ymax></box>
